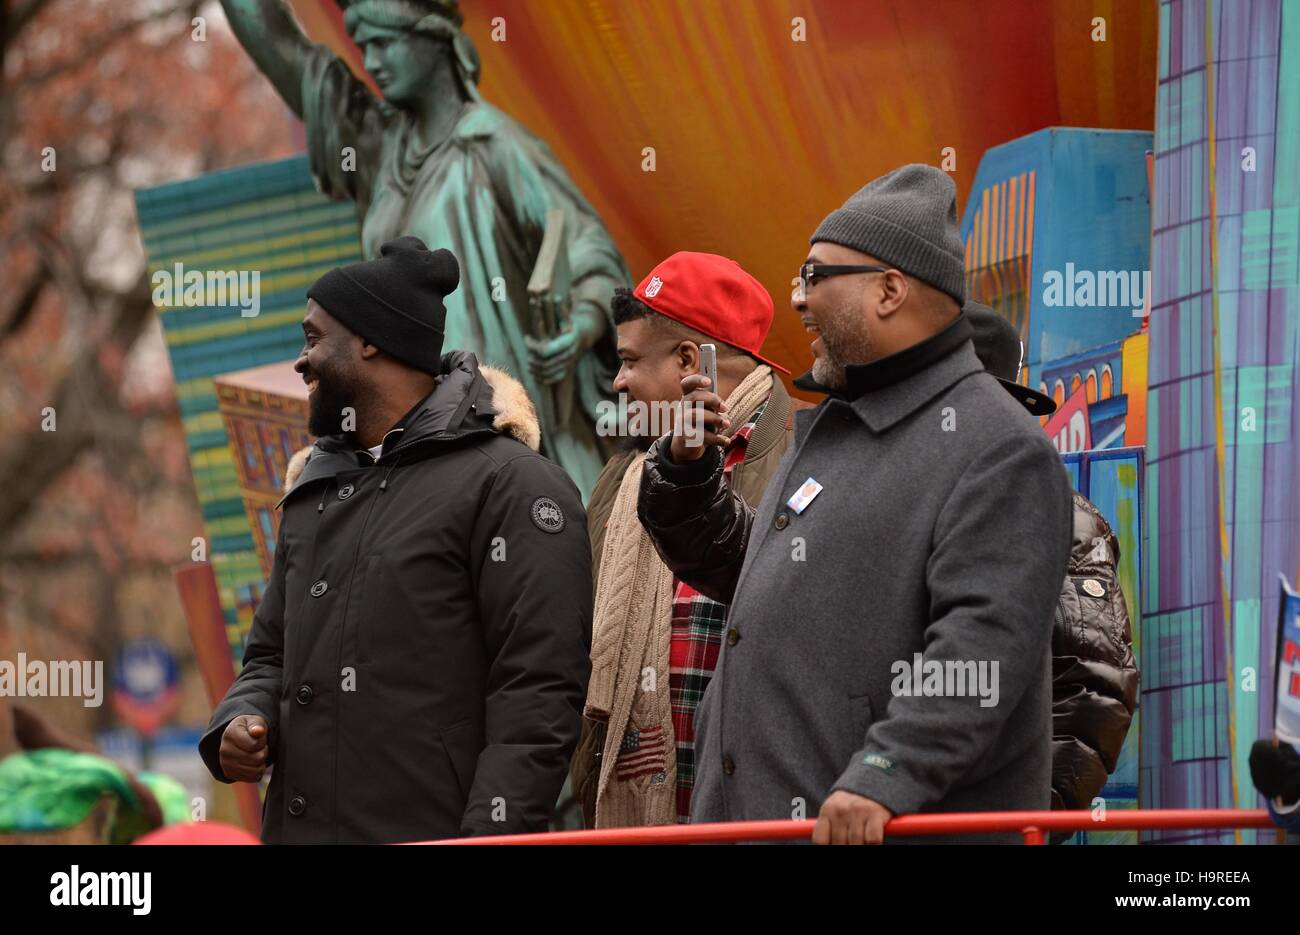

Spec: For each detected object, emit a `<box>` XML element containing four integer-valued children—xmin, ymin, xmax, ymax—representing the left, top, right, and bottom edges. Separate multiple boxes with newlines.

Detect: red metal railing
<box><xmin>418</xmin><ymin>809</ymin><xmax>1276</xmax><ymax>845</ymax></box>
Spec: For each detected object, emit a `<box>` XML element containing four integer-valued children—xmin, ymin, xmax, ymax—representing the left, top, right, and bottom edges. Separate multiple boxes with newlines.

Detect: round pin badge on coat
<box><xmin>1083</xmin><ymin>578</ymin><xmax>1106</xmax><ymax>598</ymax></box>
<box><xmin>530</xmin><ymin>496</ymin><xmax>565</xmax><ymax>534</ymax></box>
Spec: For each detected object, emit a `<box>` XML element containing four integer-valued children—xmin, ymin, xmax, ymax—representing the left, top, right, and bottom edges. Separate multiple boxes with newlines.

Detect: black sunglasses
<box><xmin>793</xmin><ymin>262</ymin><xmax>890</xmax><ymax>301</ymax></box>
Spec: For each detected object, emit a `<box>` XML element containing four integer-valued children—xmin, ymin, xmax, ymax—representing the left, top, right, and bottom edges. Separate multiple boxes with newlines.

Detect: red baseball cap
<box><xmin>633</xmin><ymin>252</ymin><xmax>791</xmax><ymax>374</ymax></box>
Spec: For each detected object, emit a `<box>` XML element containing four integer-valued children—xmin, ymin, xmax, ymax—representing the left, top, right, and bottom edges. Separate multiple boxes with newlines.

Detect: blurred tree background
<box><xmin>0</xmin><ymin>0</ymin><xmax>297</xmax><ymax>740</ymax></box>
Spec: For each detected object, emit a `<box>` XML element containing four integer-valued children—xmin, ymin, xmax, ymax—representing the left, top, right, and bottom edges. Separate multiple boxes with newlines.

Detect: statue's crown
<box><xmin>334</xmin><ymin>0</ymin><xmax>463</xmax><ymax>28</ymax></box>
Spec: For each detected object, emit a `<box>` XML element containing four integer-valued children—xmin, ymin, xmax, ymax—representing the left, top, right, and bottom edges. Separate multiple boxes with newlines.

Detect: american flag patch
<box><xmin>615</xmin><ymin>725</ymin><xmax>666</xmax><ymax>781</ymax></box>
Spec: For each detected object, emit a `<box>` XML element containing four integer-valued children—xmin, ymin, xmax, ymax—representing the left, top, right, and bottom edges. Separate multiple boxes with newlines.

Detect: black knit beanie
<box><xmin>306</xmin><ymin>236</ymin><xmax>459</xmax><ymax>374</ymax></box>
<box><xmin>811</xmin><ymin>164</ymin><xmax>966</xmax><ymax>305</ymax></box>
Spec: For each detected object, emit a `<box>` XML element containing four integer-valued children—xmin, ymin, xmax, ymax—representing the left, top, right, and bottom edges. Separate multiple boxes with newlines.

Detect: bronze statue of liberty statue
<box><xmin>219</xmin><ymin>0</ymin><xmax>627</xmax><ymax>496</ymax></box>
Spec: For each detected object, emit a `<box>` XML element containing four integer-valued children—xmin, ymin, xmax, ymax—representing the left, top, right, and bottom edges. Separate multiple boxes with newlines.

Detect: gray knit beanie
<box><xmin>811</xmin><ymin>164</ymin><xmax>966</xmax><ymax>304</ymax></box>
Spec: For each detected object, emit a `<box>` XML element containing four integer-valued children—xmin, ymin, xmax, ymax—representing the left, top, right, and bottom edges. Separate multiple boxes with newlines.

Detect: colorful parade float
<box><xmin>134</xmin><ymin>0</ymin><xmax>1299</xmax><ymax>842</ymax></box>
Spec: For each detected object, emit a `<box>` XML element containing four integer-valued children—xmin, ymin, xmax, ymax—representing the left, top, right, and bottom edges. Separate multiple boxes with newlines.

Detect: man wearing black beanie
<box><xmin>637</xmin><ymin>165</ymin><xmax>1073</xmax><ymax>843</ymax></box>
<box><xmin>199</xmin><ymin>236</ymin><xmax>593</xmax><ymax>844</ymax></box>
<box><xmin>296</xmin><ymin>236</ymin><xmax>458</xmax><ymax>445</ymax></box>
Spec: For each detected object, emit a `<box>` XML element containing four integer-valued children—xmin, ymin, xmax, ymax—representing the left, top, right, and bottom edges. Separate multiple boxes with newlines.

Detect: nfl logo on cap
<box><xmin>631</xmin><ymin>252</ymin><xmax>792</xmax><ymax>375</ymax></box>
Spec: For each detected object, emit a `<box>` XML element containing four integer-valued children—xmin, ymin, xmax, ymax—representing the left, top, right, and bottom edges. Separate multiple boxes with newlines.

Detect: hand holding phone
<box><xmin>670</xmin><ymin>343</ymin><xmax>730</xmax><ymax>463</ymax></box>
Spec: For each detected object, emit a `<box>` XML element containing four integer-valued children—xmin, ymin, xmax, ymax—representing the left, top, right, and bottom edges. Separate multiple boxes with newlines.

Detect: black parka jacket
<box><xmin>198</xmin><ymin>352</ymin><xmax>592</xmax><ymax>843</ymax></box>
<box><xmin>1050</xmin><ymin>492</ymin><xmax>1139</xmax><ymax>812</ymax></box>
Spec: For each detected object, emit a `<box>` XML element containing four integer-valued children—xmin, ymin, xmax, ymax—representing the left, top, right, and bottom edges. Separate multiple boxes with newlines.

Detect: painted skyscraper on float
<box><xmin>1143</xmin><ymin>0</ymin><xmax>1300</xmax><ymax>843</ymax></box>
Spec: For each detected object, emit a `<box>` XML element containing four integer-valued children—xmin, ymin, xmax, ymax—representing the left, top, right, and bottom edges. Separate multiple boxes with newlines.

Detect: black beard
<box><xmin>307</xmin><ymin>374</ymin><xmax>354</xmax><ymax>438</ymax></box>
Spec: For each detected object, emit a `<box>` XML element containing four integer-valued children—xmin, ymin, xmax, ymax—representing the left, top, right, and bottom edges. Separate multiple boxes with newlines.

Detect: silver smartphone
<box><xmin>699</xmin><ymin>343</ymin><xmax>717</xmax><ymax>391</ymax></box>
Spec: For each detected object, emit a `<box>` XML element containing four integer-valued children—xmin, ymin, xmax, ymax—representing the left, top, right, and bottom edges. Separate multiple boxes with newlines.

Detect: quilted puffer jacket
<box><xmin>1051</xmin><ymin>492</ymin><xmax>1139</xmax><ymax>812</ymax></box>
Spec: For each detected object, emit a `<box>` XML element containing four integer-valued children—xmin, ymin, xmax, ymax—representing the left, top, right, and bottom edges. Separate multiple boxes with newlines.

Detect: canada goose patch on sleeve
<box><xmin>530</xmin><ymin>496</ymin><xmax>566</xmax><ymax>534</ymax></box>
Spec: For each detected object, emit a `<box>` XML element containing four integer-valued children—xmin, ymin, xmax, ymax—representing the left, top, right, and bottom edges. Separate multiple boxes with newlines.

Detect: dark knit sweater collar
<box><xmin>792</xmin><ymin>312</ymin><xmax>973</xmax><ymax>401</ymax></box>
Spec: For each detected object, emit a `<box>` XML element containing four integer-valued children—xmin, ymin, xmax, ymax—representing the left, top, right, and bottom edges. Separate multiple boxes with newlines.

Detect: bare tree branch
<box><xmin>0</xmin><ymin>0</ymin><xmax>55</xmax><ymax>50</ymax></box>
<box><xmin>0</xmin><ymin>258</ymin><xmax>50</xmax><ymax>338</ymax></box>
<box><xmin>0</xmin><ymin>0</ymin><xmax>56</xmax><ymax>134</ymax></box>
<box><xmin>0</xmin><ymin>261</ymin><xmax>154</xmax><ymax>542</ymax></box>
<box><xmin>9</xmin><ymin>126</ymin><xmax>129</xmax><ymax>197</ymax></box>
<box><xmin>13</xmin><ymin>0</ymin><xmax>205</xmax><ymax>88</ymax></box>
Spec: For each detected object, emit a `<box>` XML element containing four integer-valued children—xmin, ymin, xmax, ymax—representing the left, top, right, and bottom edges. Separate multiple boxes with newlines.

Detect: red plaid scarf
<box><xmin>668</xmin><ymin>399</ymin><xmax>767</xmax><ymax>822</ymax></box>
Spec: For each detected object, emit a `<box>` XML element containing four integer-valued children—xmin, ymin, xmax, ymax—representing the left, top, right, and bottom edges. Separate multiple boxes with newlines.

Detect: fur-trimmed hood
<box><xmin>283</xmin><ymin>355</ymin><xmax>540</xmax><ymax>494</ymax></box>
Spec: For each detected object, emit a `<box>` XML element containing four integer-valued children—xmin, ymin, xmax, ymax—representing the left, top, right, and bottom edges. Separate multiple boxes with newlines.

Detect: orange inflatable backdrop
<box><xmin>285</xmin><ymin>0</ymin><xmax>1157</xmax><ymax>376</ymax></box>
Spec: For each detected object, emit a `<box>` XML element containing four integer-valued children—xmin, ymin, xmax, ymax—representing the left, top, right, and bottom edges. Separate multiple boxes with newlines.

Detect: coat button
<box><xmin>722</xmin><ymin>755</ymin><xmax>735</xmax><ymax>775</ymax></box>
<box><xmin>726</xmin><ymin>628</ymin><xmax>740</xmax><ymax>646</ymax></box>
<box><xmin>296</xmin><ymin>684</ymin><xmax>313</xmax><ymax>705</ymax></box>
<box><xmin>288</xmin><ymin>795</ymin><xmax>307</xmax><ymax>817</ymax></box>
<box><xmin>310</xmin><ymin>580</ymin><xmax>328</xmax><ymax>597</ymax></box>
<box><xmin>774</xmin><ymin>513</ymin><xmax>789</xmax><ymax>530</ymax></box>
<box><xmin>338</xmin><ymin>483</ymin><xmax>355</xmax><ymax>500</ymax></box>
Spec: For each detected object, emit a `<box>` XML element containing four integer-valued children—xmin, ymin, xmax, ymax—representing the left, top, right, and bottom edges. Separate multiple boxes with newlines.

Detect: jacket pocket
<box><xmin>1064</xmin><ymin>575</ymin><xmax>1126</xmax><ymax>662</ymax></box>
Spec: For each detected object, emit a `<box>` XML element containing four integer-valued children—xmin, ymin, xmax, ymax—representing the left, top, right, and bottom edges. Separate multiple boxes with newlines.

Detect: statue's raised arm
<box><xmin>220</xmin><ymin>0</ymin><xmax>316</xmax><ymax>117</ymax></box>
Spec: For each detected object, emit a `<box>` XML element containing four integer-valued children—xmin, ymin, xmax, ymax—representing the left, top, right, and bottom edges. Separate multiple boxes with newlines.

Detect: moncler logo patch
<box><xmin>644</xmin><ymin>275</ymin><xmax>664</xmax><ymax>298</ymax></box>
<box><xmin>530</xmin><ymin>496</ymin><xmax>565</xmax><ymax>534</ymax></box>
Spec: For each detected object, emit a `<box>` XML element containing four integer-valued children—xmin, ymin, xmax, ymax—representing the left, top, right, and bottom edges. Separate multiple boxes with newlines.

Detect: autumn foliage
<box><xmin>0</xmin><ymin>0</ymin><xmax>300</xmax><ymax>737</ymax></box>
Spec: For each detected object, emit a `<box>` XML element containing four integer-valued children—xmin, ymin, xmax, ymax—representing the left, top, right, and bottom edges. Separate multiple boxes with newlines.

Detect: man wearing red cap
<box><xmin>571</xmin><ymin>252</ymin><xmax>805</xmax><ymax>828</ymax></box>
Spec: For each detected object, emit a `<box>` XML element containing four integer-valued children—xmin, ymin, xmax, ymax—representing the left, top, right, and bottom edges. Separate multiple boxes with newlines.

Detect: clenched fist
<box><xmin>813</xmin><ymin>790</ymin><xmax>893</xmax><ymax>845</ymax></box>
<box><xmin>219</xmin><ymin>714</ymin><xmax>269</xmax><ymax>783</ymax></box>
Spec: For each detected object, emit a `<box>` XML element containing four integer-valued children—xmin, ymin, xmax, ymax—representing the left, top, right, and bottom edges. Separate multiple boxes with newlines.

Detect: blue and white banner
<box><xmin>1275</xmin><ymin>575</ymin><xmax>1300</xmax><ymax>745</ymax></box>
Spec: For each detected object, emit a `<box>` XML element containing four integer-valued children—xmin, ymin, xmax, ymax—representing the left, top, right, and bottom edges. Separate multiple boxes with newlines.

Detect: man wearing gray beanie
<box><xmin>801</xmin><ymin>163</ymin><xmax>968</xmax><ymax>391</ymax></box>
<box><xmin>200</xmin><ymin>236</ymin><xmax>593</xmax><ymax>843</ymax></box>
<box><xmin>636</xmin><ymin>164</ymin><xmax>1073</xmax><ymax>843</ymax></box>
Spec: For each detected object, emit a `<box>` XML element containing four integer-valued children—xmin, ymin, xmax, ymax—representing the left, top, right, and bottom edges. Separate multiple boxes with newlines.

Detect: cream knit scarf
<box><xmin>586</xmin><ymin>364</ymin><xmax>774</xmax><ymax>827</ymax></box>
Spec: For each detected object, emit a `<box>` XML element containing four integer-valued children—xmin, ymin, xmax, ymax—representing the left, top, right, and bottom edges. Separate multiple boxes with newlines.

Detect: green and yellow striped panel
<box><xmin>135</xmin><ymin>155</ymin><xmax>362</xmax><ymax>654</ymax></box>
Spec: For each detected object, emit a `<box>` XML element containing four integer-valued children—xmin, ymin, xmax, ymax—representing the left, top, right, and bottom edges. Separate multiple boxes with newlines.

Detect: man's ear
<box><xmin>359</xmin><ymin>341</ymin><xmax>381</xmax><ymax>360</ymax></box>
<box><xmin>875</xmin><ymin>270</ymin><xmax>910</xmax><ymax>319</ymax></box>
<box><xmin>676</xmin><ymin>340</ymin><xmax>700</xmax><ymax>374</ymax></box>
